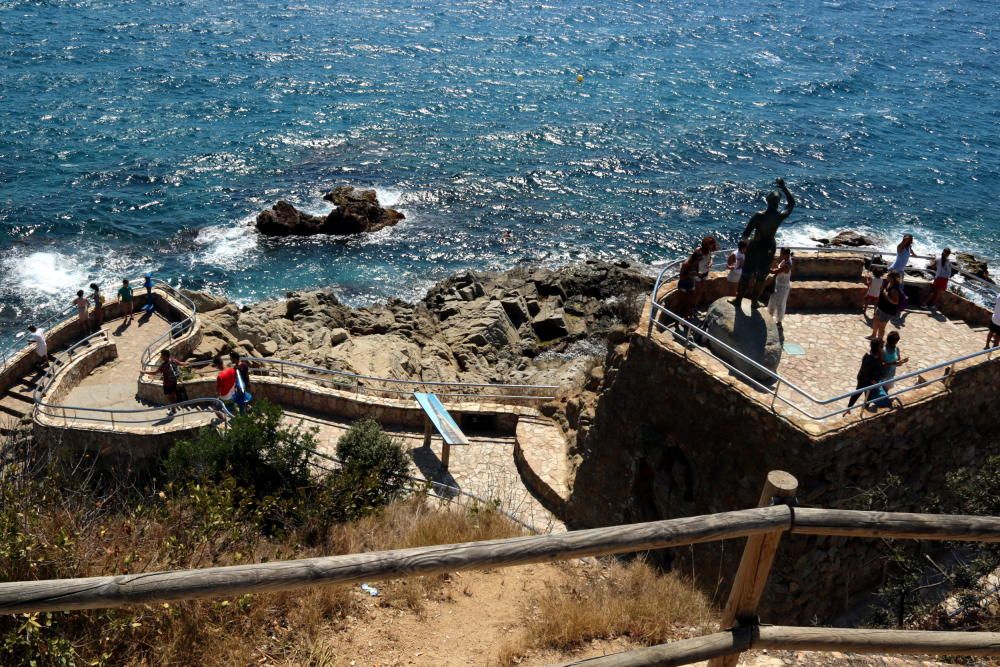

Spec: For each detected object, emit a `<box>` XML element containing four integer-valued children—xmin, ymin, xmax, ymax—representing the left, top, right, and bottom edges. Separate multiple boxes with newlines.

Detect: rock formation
<box><xmin>254</xmin><ymin>187</ymin><xmax>405</xmax><ymax>236</ymax></box>
<box><xmin>183</xmin><ymin>260</ymin><xmax>653</xmax><ymax>391</ymax></box>
<box><xmin>702</xmin><ymin>298</ymin><xmax>781</xmax><ymax>383</ymax></box>
<box><xmin>812</xmin><ymin>230</ymin><xmax>878</xmax><ymax>247</ymax></box>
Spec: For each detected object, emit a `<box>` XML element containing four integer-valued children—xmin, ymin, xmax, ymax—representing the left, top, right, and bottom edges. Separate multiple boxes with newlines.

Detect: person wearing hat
<box><xmin>732</xmin><ymin>178</ymin><xmax>795</xmax><ymax>311</ymax></box>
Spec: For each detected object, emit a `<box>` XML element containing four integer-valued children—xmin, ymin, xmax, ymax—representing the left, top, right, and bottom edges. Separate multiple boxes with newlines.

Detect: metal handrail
<box><xmin>35</xmin><ymin>398</ymin><xmax>233</xmax><ymax>426</ymax></box>
<box><xmin>139</xmin><ymin>279</ymin><xmax>199</xmax><ymax>370</ymax></box>
<box><xmin>647</xmin><ymin>246</ymin><xmax>999</xmax><ymax>421</ymax></box>
<box><xmin>32</xmin><ymin>329</ymin><xmax>112</xmax><ymax>403</ymax></box>
<box><xmin>650</xmin><ymin>301</ymin><xmax>999</xmax><ymax>421</ymax></box>
<box><xmin>244</xmin><ymin>356</ymin><xmax>558</xmax><ymax>396</ymax></box>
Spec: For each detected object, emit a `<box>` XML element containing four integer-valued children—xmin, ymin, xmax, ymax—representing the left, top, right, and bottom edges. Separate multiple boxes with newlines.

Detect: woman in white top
<box><xmin>927</xmin><ymin>248</ymin><xmax>953</xmax><ymax>308</ymax></box>
<box><xmin>767</xmin><ymin>248</ymin><xmax>793</xmax><ymax>326</ymax></box>
<box><xmin>726</xmin><ymin>240</ymin><xmax>748</xmax><ymax>296</ymax></box>
<box><xmin>864</xmin><ymin>267</ymin><xmax>885</xmax><ymax>318</ymax></box>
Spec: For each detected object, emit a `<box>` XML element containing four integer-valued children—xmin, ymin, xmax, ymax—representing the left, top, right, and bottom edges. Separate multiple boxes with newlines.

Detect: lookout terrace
<box><xmin>646</xmin><ymin>248</ymin><xmax>998</xmax><ymax>435</ymax></box>
<box><xmin>567</xmin><ymin>246</ymin><xmax>1000</xmax><ymax>622</ymax></box>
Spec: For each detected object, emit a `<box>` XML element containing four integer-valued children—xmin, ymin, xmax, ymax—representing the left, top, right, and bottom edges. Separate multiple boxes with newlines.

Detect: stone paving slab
<box><xmin>774</xmin><ymin>307</ymin><xmax>987</xmax><ymax>418</ymax></box>
<box><xmin>283</xmin><ymin>409</ymin><xmax>565</xmax><ymax>534</ymax></box>
<box><xmin>62</xmin><ymin>313</ymin><xmax>171</xmax><ymax>413</ymax></box>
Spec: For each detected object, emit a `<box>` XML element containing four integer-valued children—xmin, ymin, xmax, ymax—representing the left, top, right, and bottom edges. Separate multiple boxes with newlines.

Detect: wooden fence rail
<box><xmin>2</xmin><ymin>471</ymin><xmax>1000</xmax><ymax>666</ymax></box>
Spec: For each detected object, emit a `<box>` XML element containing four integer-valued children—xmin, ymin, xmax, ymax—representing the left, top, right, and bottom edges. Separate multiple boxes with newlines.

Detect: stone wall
<box><xmin>566</xmin><ymin>331</ymin><xmax>1000</xmax><ymax>624</ymax></box>
<box><xmin>138</xmin><ymin>374</ymin><xmax>523</xmax><ymax>433</ymax></box>
<box><xmin>33</xmin><ymin>339</ymin><xmax>208</xmax><ymax>474</ymax></box>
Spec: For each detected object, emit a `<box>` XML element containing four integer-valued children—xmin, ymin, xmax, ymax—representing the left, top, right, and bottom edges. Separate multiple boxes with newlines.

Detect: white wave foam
<box><xmin>194</xmin><ymin>217</ymin><xmax>258</xmax><ymax>269</ymax></box>
<box><xmin>5</xmin><ymin>250</ymin><xmax>90</xmax><ymax>296</ymax></box>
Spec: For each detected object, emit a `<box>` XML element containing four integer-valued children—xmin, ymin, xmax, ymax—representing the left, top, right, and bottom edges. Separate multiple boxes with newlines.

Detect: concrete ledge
<box><xmin>514</xmin><ymin>416</ymin><xmax>570</xmax><ymax>515</ymax></box>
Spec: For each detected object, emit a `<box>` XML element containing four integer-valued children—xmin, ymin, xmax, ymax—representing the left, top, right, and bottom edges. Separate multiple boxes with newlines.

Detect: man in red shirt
<box><xmin>213</xmin><ymin>355</ymin><xmax>250</xmax><ymax>415</ymax></box>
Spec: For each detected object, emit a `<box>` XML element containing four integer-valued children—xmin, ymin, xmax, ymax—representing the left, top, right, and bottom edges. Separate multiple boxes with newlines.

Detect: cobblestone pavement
<box><xmin>283</xmin><ymin>410</ymin><xmax>565</xmax><ymax>534</ymax></box>
<box><xmin>773</xmin><ymin>306</ymin><xmax>988</xmax><ymax>419</ymax></box>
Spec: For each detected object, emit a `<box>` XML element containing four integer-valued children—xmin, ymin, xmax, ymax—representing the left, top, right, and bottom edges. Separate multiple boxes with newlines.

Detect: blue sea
<box><xmin>1</xmin><ymin>0</ymin><xmax>998</xmax><ymax>342</ymax></box>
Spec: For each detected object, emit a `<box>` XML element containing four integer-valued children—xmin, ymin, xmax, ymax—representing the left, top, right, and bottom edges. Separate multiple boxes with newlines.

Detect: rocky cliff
<box><xmin>184</xmin><ymin>260</ymin><xmax>653</xmax><ymax>393</ymax></box>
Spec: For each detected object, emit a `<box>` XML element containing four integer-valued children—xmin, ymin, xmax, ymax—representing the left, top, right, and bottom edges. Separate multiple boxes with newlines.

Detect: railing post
<box><xmin>708</xmin><ymin>470</ymin><xmax>799</xmax><ymax>667</ymax></box>
<box><xmin>771</xmin><ymin>379</ymin><xmax>781</xmax><ymax>410</ymax></box>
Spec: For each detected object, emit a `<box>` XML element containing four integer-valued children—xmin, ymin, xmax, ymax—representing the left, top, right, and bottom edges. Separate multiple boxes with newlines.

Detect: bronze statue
<box><xmin>732</xmin><ymin>178</ymin><xmax>795</xmax><ymax>310</ymax></box>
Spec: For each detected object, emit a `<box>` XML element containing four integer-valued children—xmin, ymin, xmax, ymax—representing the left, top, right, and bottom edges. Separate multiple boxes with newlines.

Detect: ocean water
<box><xmin>1</xmin><ymin>0</ymin><xmax>998</xmax><ymax>343</ymax></box>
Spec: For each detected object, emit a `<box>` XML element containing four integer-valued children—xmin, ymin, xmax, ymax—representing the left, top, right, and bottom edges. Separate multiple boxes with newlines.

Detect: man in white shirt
<box><xmin>987</xmin><ymin>293</ymin><xmax>1000</xmax><ymax>351</ymax></box>
<box><xmin>27</xmin><ymin>326</ymin><xmax>48</xmax><ymax>367</ymax></box>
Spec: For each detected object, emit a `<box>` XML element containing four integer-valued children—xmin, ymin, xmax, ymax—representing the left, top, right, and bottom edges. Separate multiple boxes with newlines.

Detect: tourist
<box><xmin>230</xmin><ymin>350</ymin><xmax>251</xmax><ymax>393</ymax></box>
<box><xmin>863</xmin><ymin>266</ymin><xmax>885</xmax><ymax>319</ymax></box>
<box><xmin>846</xmin><ymin>339</ymin><xmax>884</xmax><ymax>412</ymax></box>
<box><xmin>766</xmin><ymin>248</ymin><xmax>793</xmax><ymax>327</ymax></box>
<box><xmin>213</xmin><ymin>354</ymin><xmax>250</xmax><ymax>415</ymax></box>
<box><xmin>142</xmin><ymin>349</ymin><xmax>189</xmax><ymax>409</ymax></box>
<box><xmin>733</xmin><ymin>178</ymin><xmax>795</xmax><ymax>310</ymax></box>
<box><xmin>926</xmin><ymin>248</ymin><xmax>953</xmax><ymax>308</ymax></box>
<box><xmin>889</xmin><ymin>234</ymin><xmax>914</xmax><ymax>278</ymax></box>
<box><xmin>987</xmin><ymin>291</ymin><xmax>1000</xmax><ymax>350</ymax></box>
<box><xmin>726</xmin><ymin>240</ymin><xmax>747</xmax><ymax>296</ymax></box>
<box><xmin>27</xmin><ymin>325</ymin><xmax>48</xmax><ymax>369</ymax></box>
<box><xmin>73</xmin><ymin>289</ymin><xmax>91</xmax><ymax>335</ymax></box>
<box><xmin>90</xmin><ymin>283</ymin><xmax>104</xmax><ymax>327</ymax></box>
<box><xmin>118</xmin><ymin>278</ymin><xmax>134</xmax><ymax>322</ymax></box>
<box><xmin>143</xmin><ymin>272</ymin><xmax>153</xmax><ymax>300</ymax></box>
<box><xmin>676</xmin><ymin>240</ymin><xmax>710</xmax><ymax>319</ymax></box>
<box><xmin>870</xmin><ymin>271</ymin><xmax>902</xmax><ymax>342</ymax></box>
<box><xmin>881</xmin><ymin>331</ymin><xmax>908</xmax><ymax>391</ymax></box>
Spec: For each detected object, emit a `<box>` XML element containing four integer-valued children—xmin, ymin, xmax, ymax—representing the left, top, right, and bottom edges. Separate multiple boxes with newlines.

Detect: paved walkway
<box><xmin>26</xmin><ymin>306</ymin><xmax>569</xmax><ymax>533</ymax></box>
<box><xmin>774</xmin><ymin>306</ymin><xmax>987</xmax><ymax>419</ymax></box>
<box><xmin>62</xmin><ymin>312</ymin><xmax>171</xmax><ymax>411</ymax></box>
<box><xmin>283</xmin><ymin>409</ymin><xmax>565</xmax><ymax>533</ymax></box>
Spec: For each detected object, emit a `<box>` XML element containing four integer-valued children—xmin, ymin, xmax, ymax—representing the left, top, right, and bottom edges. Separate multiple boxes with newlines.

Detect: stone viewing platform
<box><xmin>568</xmin><ymin>247</ymin><xmax>1000</xmax><ymax>623</ymax></box>
<box><xmin>643</xmin><ymin>249</ymin><xmax>998</xmax><ymax>436</ymax></box>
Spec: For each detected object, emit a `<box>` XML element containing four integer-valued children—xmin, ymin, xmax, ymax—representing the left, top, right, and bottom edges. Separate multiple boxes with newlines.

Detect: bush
<box><xmin>333</xmin><ymin>419</ymin><xmax>411</xmax><ymax>514</ymax></box>
<box><xmin>165</xmin><ymin>400</ymin><xmax>313</xmax><ymax>500</ymax></box>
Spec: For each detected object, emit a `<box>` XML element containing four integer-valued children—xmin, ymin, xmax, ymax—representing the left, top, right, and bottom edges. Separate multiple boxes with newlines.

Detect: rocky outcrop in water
<box><xmin>812</xmin><ymin>230</ymin><xmax>878</xmax><ymax>247</ymax></box>
<box><xmin>184</xmin><ymin>260</ymin><xmax>653</xmax><ymax>391</ymax></box>
<box><xmin>254</xmin><ymin>187</ymin><xmax>405</xmax><ymax>236</ymax></box>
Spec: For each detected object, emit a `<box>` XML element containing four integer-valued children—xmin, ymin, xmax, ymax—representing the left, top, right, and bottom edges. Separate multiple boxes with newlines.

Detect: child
<box><xmin>863</xmin><ymin>266</ymin><xmax>885</xmax><ymax>319</ymax></box>
<box><xmin>726</xmin><ymin>240</ymin><xmax>747</xmax><ymax>297</ymax></box>
<box><xmin>927</xmin><ymin>248</ymin><xmax>953</xmax><ymax>308</ymax></box>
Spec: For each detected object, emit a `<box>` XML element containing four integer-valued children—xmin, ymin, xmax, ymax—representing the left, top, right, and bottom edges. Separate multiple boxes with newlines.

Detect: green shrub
<box><xmin>165</xmin><ymin>400</ymin><xmax>313</xmax><ymax>500</ymax></box>
<box><xmin>334</xmin><ymin>419</ymin><xmax>410</xmax><ymax>513</ymax></box>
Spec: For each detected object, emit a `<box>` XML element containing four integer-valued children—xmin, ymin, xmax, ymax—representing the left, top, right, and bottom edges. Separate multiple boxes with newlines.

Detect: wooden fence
<box><xmin>2</xmin><ymin>471</ymin><xmax>1000</xmax><ymax>666</ymax></box>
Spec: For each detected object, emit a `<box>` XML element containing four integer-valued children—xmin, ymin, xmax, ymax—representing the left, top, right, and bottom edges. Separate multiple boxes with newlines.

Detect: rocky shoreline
<box><xmin>184</xmin><ymin>260</ymin><xmax>654</xmax><ymax>392</ymax></box>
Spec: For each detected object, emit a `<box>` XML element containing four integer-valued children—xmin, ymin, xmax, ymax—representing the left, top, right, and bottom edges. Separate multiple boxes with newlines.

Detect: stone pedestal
<box><xmin>703</xmin><ymin>298</ymin><xmax>782</xmax><ymax>384</ymax></box>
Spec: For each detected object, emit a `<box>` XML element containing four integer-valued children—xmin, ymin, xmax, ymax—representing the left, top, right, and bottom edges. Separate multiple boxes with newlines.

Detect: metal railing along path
<box><xmin>243</xmin><ymin>356</ymin><xmax>560</xmax><ymax>404</ymax></box>
<box><xmin>647</xmin><ymin>246</ymin><xmax>1000</xmax><ymax>421</ymax></box>
<box><xmin>138</xmin><ymin>278</ymin><xmax>199</xmax><ymax>371</ymax></box>
<box><xmin>35</xmin><ymin>398</ymin><xmax>234</xmax><ymax>428</ymax></box>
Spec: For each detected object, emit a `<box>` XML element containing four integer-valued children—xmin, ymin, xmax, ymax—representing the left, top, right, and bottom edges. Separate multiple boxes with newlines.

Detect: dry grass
<box><xmin>0</xmin><ymin>484</ymin><xmax>523</xmax><ymax>666</ymax></box>
<box><xmin>495</xmin><ymin>557</ymin><xmax>715</xmax><ymax>666</ymax></box>
<box><xmin>327</xmin><ymin>498</ymin><xmax>525</xmax><ymax>614</ymax></box>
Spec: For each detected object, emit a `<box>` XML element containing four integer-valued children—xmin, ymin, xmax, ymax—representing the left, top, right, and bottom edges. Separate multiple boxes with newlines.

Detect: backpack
<box><xmin>165</xmin><ymin>359</ymin><xmax>180</xmax><ymax>383</ymax></box>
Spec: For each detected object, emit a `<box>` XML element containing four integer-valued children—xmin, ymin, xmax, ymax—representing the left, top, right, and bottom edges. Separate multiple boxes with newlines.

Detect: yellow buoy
<box><xmin>577</xmin><ymin>74</ymin><xmax>584</xmax><ymax>83</ymax></box>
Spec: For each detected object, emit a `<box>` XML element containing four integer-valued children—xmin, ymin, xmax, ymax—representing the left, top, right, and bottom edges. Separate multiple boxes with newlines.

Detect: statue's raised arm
<box><xmin>776</xmin><ymin>177</ymin><xmax>795</xmax><ymax>220</ymax></box>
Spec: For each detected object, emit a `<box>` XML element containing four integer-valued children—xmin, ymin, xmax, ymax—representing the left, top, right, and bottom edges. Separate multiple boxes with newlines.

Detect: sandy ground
<box><xmin>303</xmin><ymin>563</ymin><xmax>952</xmax><ymax>667</ymax></box>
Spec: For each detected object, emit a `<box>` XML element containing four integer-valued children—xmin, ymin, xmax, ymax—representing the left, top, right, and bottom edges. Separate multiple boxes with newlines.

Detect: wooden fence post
<box><xmin>707</xmin><ymin>470</ymin><xmax>799</xmax><ymax>667</ymax></box>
